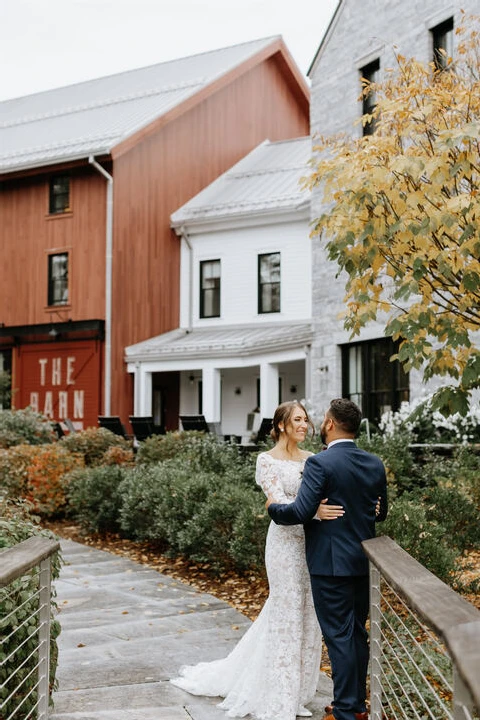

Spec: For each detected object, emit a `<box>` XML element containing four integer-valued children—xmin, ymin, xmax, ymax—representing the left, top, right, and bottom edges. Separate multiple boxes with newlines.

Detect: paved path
<box><xmin>49</xmin><ymin>539</ymin><xmax>333</xmax><ymax>720</ymax></box>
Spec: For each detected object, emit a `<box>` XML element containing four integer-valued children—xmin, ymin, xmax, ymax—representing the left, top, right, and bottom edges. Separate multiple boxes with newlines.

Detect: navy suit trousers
<box><xmin>310</xmin><ymin>575</ymin><xmax>370</xmax><ymax>720</ymax></box>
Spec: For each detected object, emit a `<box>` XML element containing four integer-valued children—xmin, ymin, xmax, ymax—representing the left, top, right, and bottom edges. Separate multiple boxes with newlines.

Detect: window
<box><xmin>258</xmin><ymin>252</ymin><xmax>280</xmax><ymax>313</ymax></box>
<box><xmin>48</xmin><ymin>253</ymin><xmax>69</xmax><ymax>306</ymax></box>
<box><xmin>342</xmin><ymin>337</ymin><xmax>409</xmax><ymax>425</ymax></box>
<box><xmin>49</xmin><ymin>175</ymin><xmax>70</xmax><ymax>214</ymax></box>
<box><xmin>360</xmin><ymin>59</ymin><xmax>380</xmax><ymax>136</ymax></box>
<box><xmin>200</xmin><ymin>260</ymin><xmax>220</xmax><ymax>318</ymax></box>
<box><xmin>432</xmin><ymin>18</ymin><xmax>454</xmax><ymax>71</ymax></box>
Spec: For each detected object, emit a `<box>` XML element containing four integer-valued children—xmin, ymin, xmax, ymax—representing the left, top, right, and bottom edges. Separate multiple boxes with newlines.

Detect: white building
<box><xmin>125</xmin><ymin>137</ymin><xmax>313</xmax><ymax>438</ymax></box>
<box><xmin>308</xmin><ymin>0</ymin><xmax>479</xmax><ymax>424</ymax></box>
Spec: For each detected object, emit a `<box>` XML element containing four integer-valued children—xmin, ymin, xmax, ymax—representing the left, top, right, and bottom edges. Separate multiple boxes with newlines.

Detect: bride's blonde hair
<box><xmin>270</xmin><ymin>401</ymin><xmax>314</xmax><ymax>442</ymax></box>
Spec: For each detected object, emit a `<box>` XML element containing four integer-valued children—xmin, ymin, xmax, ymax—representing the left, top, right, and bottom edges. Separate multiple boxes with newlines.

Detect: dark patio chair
<box><xmin>129</xmin><ymin>416</ymin><xmax>163</xmax><ymax>442</ymax></box>
<box><xmin>179</xmin><ymin>415</ymin><xmax>210</xmax><ymax>433</ymax></box>
<box><xmin>255</xmin><ymin>417</ymin><xmax>273</xmax><ymax>444</ymax></box>
<box><xmin>98</xmin><ymin>416</ymin><xmax>129</xmax><ymax>439</ymax></box>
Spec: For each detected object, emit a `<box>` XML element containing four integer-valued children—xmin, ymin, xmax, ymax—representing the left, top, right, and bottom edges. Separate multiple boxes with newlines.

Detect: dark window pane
<box><xmin>48</xmin><ymin>253</ymin><xmax>69</xmax><ymax>306</ymax></box>
<box><xmin>360</xmin><ymin>59</ymin><xmax>380</xmax><ymax>136</ymax></box>
<box><xmin>342</xmin><ymin>337</ymin><xmax>409</xmax><ymax>425</ymax></box>
<box><xmin>432</xmin><ymin>18</ymin><xmax>454</xmax><ymax>71</ymax></box>
<box><xmin>258</xmin><ymin>252</ymin><xmax>280</xmax><ymax>313</ymax></box>
<box><xmin>49</xmin><ymin>176</ymin><xmax>70</xmax><ymax>214</ymax></box>
<box><xmin>200</xmin><ymin>260</ymin><xmax>220</xmax><ymax>318</ymax></box>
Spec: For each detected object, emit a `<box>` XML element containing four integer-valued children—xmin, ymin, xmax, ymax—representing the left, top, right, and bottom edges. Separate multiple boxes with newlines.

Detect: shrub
<box><xmin>119</xmin><ymin>463</ymin><xmax>175</xmax><ymax>543</ymax></box>
<box><xmin>175</xmin><ymin>480</ymin><xmax>256</xmax><ymax>568</ymax></box>
<box><xmin>136</xmin><ymin>431</ymin><xmax>257</xmax><ymax>480</ymax></box>
<box><xmin>0</xmin><ymin>444</ymin><xmax>38</xmax><ymax>499</ymax></box>
<box><xmin>102</xmin><ymin>445</ymin><xmax>135</xmax><ymax>466</ymax></box>
<box><xmin>60</xmin><ymin>426</ymin><xmax>131</xmax><ymax>466</ymax></box>
<box><xmin>380</xmin><ymin>496</ymin><xmax>458</xmax><ymax>583</ymax></box>
<box><xmin>228</xmin><ymin>493</ymin><xmax>269</xmax><ymax>572</ymax></box>
<box><xmin>26</xmin><ymin>445</ymin><xmax>83</xmax><ymax>518</ymax></box>
<box><xmin>119</xmin><ymin>459</ymin><xmax>267</xmax><ymax>572</ymax></box>
<box><xmin>358</xmin><ymin>430</ymin><xmax>416</xmax><ymax>496</ymax></box>
<box><xmin>419</xmin><ymin>484</ymin><xmax>479</xmax><ymax>554</ymax></box>
<box><xmin>0</xmin><ymin>498</ymin><xmax>61</xmax><ymax>718</ymax></box>
<box><xmin>0</xmin><ymin>443</ymin><xmax>82</xmax><ymax>518</ymax></box>
<box><xmin>140</xmin><ymin>467</ymin><xmax>216</xmax><ymax>551</ymax></box>
<box><xmin>135</xmin><ymin>430</ymin><xmax>206</xmax><ymax>464</ymax></box>
<box><xmin>379</xmin><ymin>396</ymin><xmax>480</xmax><ymax>444</ymax></box>
<box><xmin>0</xmin><ymin>408</ymin><xmax>55</xmax><ymax>448</ymax></box>
<box><xmin>66</xmin><ymin>465</ymin><xmax>127</xmax><ymax>534</ymax></box>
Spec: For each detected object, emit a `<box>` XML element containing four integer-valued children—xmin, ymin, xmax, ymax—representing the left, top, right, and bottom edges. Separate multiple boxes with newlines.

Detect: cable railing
<box><xmin>0</xmin><ymin>536</ymin><xmax>60</xmax><ymax>720</ymax></box>
<box><xmin>363</xmin><ymin>536</ymin><xmax>480</xmax><ymax>720</ymax></box>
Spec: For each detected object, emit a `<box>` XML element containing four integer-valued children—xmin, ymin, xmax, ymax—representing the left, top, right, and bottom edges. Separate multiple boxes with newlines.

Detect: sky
<box><xmin>0</xmin><ymin>0</ymin><xmax>338</xmax><ymax>102</ymax></box>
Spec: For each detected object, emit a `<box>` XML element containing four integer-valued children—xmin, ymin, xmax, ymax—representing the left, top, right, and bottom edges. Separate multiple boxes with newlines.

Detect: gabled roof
<box><xmin>308</xmin><ymin>0</ymin><xmax>343</xmax><ymax>77</ymax></box>
<box><xmin>0</xmin><ymin>37</ymin><xmax>309</xmax><ymax>175</ymax></box>
<box><xmin>125</xmin><ymin>322</ymin><xmax>313</xmax><ymax>362</ymax></box>
<box><xmin>171</xmin><ymin>136</ymin><xmax>312</xmax><ymax>228</ymax></box>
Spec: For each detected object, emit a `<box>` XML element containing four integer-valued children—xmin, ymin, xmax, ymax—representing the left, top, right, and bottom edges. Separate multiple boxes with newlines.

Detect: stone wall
<box><xmin>308</xmin><ymin>0</ymin><xmax>478</xmax><ymax>415</ymax></box>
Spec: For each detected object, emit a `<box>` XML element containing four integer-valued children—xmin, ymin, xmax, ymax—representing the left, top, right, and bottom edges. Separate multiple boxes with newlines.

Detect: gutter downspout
<box><xmin>89</xmin><ymin>156</ymin><xmax>113</xmax><ymax>415</ymax></box>
<box><xmin>179</xmin><ymin>225</ymin><xmax>193</xmax><ymax>332</ymax></box>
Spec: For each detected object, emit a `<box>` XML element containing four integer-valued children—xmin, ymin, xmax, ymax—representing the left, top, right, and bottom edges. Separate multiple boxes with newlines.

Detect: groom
<box><xmin>267</xmin><ymin>398</ymin><xmax>388</xmax><ymax>720</ymax></box>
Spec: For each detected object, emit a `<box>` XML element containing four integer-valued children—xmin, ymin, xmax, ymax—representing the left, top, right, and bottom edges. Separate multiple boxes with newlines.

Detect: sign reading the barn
<box><xmin>16</xmin><ymin>341</ymin><xmax>102</xmax><ymax>430</ymax></box>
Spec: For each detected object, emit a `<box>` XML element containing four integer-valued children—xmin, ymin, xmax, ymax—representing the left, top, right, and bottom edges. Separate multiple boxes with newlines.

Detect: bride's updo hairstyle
<box><xmin>270</xmin><ymin>401</ymin><xmax>314</xmax><ymax>442</ymax></box>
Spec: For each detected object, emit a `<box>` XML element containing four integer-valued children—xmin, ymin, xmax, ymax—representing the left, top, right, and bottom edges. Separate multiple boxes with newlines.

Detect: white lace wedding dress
<box><xmin>170</xmin><ymin>452</ymin><xmax>322</xmax><ymax>720</ymax></box>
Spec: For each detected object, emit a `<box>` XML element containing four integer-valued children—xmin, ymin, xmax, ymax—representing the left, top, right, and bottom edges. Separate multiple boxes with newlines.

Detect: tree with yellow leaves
<box><xmin>307</xmin><ymin>18</ymin><xmax>480</xmax><ymax>415</ymax></box>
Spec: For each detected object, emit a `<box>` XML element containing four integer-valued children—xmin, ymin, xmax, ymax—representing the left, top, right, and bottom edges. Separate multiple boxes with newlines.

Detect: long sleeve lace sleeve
<box><xmin>255</xmin><ymin>454</ymin><xmax>290</xmax><ymax>504</ymax></box>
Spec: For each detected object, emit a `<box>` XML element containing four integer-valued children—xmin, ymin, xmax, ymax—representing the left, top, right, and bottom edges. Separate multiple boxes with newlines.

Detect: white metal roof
<box><xmin>171</xmin><ymin>136</ymin><xmax>312</xmax><ymax>226</ymax></box>
<box><xmin>125</xmin><ymin>322</ymin><xmax>313</xmax><ymax>362</ymax></box>
<box><xmin>0</xmin><ymin>37</ymin><xmax>280</xmax><ymax>174</ymax></box>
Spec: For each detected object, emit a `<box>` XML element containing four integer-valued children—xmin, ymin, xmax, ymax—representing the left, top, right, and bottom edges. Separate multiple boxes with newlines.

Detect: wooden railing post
<box><xmin>369</xmin><ymin>563</ymin><xmax>383</xmax><ymax>720</ymax></box>
<box><xmin>37</xmin><ymin>556</ymin><xmax>52</xmax><ymax>720</ymax></box>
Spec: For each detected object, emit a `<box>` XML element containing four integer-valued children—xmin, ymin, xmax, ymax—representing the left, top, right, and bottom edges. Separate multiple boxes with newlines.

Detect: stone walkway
<box><xmin>49</xmin><ymin>539</ymin><xmax>333</xmax><ymax>719</ymax></box>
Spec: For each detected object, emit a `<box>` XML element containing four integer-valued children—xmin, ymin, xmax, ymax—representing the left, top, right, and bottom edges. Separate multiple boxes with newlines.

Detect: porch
<box><xmin>125</xmin><ymin>323</ymin><xmax>313</xmax><ymax>440</ymax></box>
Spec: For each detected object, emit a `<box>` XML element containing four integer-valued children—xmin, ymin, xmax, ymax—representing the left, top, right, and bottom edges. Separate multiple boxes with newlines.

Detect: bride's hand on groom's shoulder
<box><xmin>315</xmin><ymin>498</ymin><xmax>344</xmax><ymax>521</ymax></box>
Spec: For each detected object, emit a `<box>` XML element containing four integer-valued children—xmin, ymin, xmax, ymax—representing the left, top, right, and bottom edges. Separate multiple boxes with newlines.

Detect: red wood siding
<box><xmin>0</xmin><ymin>168</ymin><xmax>107</xmax><ymax>326</ymax></box>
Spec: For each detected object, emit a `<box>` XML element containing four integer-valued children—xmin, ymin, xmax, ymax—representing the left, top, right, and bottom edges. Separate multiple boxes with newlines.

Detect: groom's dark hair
<box><xmin>328</xmin><ymin>398</ymin><xmax>362</xmax><ymax>435</ymax></box>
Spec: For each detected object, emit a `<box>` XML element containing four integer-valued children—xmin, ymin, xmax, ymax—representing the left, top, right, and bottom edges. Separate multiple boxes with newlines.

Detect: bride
<box><xmin>170</xmin><ymin>401</ymin><xmax>344</xmax><ymax>720</ymax></box>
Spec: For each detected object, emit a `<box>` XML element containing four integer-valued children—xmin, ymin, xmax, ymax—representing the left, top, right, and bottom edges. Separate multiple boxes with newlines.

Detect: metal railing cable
<box><xmin>363</xmin><ymin>536</ymin><xmax>480</xmax><ymax>720</ymax></box>
<box><xmin>1</xmin><ymin>536</ymin><xmax>60</xmax><ymax>720</ymax></box>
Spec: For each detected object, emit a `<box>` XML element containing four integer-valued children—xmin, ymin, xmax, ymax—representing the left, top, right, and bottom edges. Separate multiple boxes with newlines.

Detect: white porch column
<box><xmin>260</xmin><ymin>362</ymin><xmax>279</xmax><ymax>418</ymax></box>
<box><xmin>202</xmin><ymin>366</ymin><xmax>221</xmax><ymax>422</ymax></box>
<box><xmin>138</xmin><ymin>369</ymin><xmax>153</xmax><ymax>416</ymax></box>
<box><xmin>133</xmin><ymin>364</ymin><xmax>141</xmax><ymax>416</ymax></box>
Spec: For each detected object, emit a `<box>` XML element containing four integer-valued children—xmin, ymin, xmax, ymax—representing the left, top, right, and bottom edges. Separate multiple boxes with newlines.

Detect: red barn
<box><xmin>0</xmin><ymin>38</ymin><xmax>309</xmax><ymax>430</ymax></box>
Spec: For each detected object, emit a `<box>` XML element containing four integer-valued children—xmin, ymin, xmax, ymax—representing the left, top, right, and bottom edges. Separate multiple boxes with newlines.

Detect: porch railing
<box><xmin>363</xmin><ymin>536</ymin><xmax>480</xmax><ymax>720</ymax></box>
<box><xmin>0</xmin><ymin>536</ymin><xmax>60</xmax><ymax>720</ymax></box>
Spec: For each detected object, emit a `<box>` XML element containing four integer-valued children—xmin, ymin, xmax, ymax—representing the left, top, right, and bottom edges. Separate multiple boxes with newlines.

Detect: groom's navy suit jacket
<box><xmin>268</xmin><ymin>441</ymin><xmax>388</xmax><ymax>576</ymax></box>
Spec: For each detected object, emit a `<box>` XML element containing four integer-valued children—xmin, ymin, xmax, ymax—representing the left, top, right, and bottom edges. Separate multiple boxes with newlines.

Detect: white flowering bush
<box><xmin>379</xmin><ymin>395</ymin><xmax>480</xmax><ymax>444</ymax></box>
